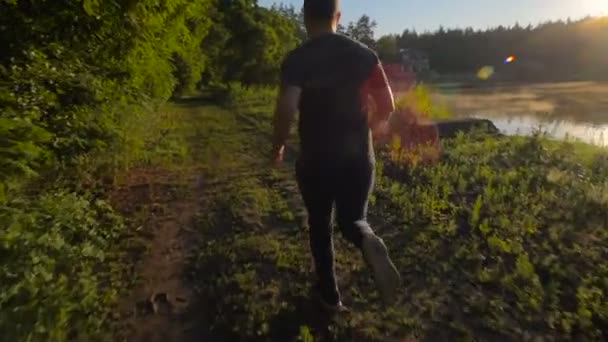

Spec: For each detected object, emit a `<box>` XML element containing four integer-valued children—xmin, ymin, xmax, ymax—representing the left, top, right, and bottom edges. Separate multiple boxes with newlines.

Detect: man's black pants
<box><xmin>295</xmin><ymin>157</ymin><xmax>376</xmax><ymax>304</ymax></box>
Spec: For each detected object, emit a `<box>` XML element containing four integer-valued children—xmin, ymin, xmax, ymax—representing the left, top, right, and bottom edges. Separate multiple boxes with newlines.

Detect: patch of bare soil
<box><xmin>110</xmin><ymin>167</ymin><xmax>211</xmax><ymax>342</ymax></box>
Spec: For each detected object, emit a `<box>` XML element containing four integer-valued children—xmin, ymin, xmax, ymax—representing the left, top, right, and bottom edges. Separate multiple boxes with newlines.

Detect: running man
<box><xmin>270</xmin><ymin>0</ymin><xmax>401</xmax><ymax>311</ymax></box>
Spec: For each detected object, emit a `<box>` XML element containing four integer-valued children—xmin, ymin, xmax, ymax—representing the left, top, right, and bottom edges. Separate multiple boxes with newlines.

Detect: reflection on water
<box><xmin>433</xmin><ymin>81</ymin><xmax>608</xmax><ymax>146</ymax></box>
<box><xmin>471</xmin><ymin>114</ymin><xmax>608</xmax><ymax>146</ymax></box>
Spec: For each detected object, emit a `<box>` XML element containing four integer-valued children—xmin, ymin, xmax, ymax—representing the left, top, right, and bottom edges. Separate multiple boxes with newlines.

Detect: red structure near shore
<box><xmin>369</xmin><ymin>51</ymin><xmax>441</xmax><ymax>167</ymax></box>
<box><xmin>383</xmin><ymin>63</ymin><xmax>416</xmax><ymax>93</ymax></box>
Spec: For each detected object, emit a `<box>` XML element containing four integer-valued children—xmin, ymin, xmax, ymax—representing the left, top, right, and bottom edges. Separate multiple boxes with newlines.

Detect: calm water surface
<box><xmin>432</xmin><ymin>82</ymin><xmax>608</xmax><ymax>146</ymax></box>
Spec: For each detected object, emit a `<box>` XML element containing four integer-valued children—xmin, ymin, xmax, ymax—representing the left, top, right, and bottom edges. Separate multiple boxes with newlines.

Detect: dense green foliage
<box><xmin>0</xmin><ymin>0</ymin><xmax>298</xmax><ymax>194</ymax></box>
<box><xmin>377</xmin><ymin>16</ymin><xmax>608</xmax><ymax>80</ymax></box>
<box><xmin>203</xmin><ymin>1</ymin><xmax>299</xmax><ymax>87</ymax></box>
<box><xmin>1</xmin><ymin>192</ymin><xmax>126</xmax><ymax>341</ymax></box>
<box><xmin>0</xmin><ymin>0</ymin><xmax>214</xmax><ymax>193</ymax></box>
<box><xmin>0</xmin><ymin>1</ymin><xmax>299</xmax><ymax>340</ymax></box>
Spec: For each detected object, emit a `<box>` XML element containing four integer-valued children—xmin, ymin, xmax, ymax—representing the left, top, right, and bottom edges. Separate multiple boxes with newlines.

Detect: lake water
<box><xmin>432</xmin><ymin>81</ymin><xmax>608</xmax><ymax>146</ymax></box>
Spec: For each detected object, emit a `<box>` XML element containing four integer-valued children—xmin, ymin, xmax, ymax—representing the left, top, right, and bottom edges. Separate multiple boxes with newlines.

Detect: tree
<box><xmin>387</xmin><ymin>15</ymin><xmax>608</xmax><ymax>80</ymax></box>
<box><xmin>344</xmin><ymin>15</ymin><xmax>377</xmax><ymax>47</ymax></box>
<box><xmin>271</xmin><ymin>3</ymin><xmax>306</xmax><ymax>42</ymax></box>
<box><xmin>376</xmin><ymin>34</ymin><xmax>400</xmax><ymax>63</ymax></box>
<box><xmin>200</xmin><ymin>0</ymin><xmax>300</xmax><ymax>86</ymax></box>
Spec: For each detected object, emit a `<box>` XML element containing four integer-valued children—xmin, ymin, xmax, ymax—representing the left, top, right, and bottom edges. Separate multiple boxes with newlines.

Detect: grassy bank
<box><xmin>2</xmin><ymin>83</ymin><xmax>607</xmax><ymax>341</ymax></box>
<box><xmin>375</xmin><ymin>133</ymin><xmax>608</xmax><ymax>340</ymax></box>
<box><xmin>0</xmin><ymin>101</ymin><xmax>191</xmax><ymax>341</ymax></box>
<box><xmin>184</xmin><ymin>89</ymin><xmax>608</xmax><ymax>341</ymax></box>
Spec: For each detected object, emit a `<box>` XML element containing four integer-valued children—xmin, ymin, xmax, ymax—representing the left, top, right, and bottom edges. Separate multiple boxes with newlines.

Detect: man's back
<box><xmin>271</xmin><ymin>0</ymin><xmax>401</xmax><ymax>310</ymax></box>
<box><xmin>281</xmin><ymin>33</ymin><xmax>380</xmax><ymax>163</ymax></box>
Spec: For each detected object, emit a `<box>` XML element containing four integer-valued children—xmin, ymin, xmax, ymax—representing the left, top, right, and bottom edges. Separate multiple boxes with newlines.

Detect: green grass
<box><xmin>0</xmin><ymin>190</ymin><xmax>133</xmax><ymax>341</ymax></box>
<box><xmin>5</xmin><ymin>84</ymin><xmax>605</xmax><ymax>341</ymax></box>
<box><xmin>374</xmin><ymin>133</ymin><xmax>608</xmax><ymax>340</ymax></box>
<box><xmin>184</xmin><ymin>89</ymin><xmax>608</xmax><ymax>341</ymax></box>
<box><xmin>0</xmin><ymin>101</ymin><xmax>194</xmax><ymax>341</ymax></box>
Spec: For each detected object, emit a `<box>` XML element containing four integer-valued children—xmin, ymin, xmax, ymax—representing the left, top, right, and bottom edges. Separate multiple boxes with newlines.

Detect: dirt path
<box><xmin>113</xmin><ymin>169</ymin><xmax>202</xmax><ymax>341</ymax></box>
<box><xmin>112</xmin><ymin>97</ymin><xmax>400</xmax><ymax>341</ymax></box>
<box><xmin>114</xmin><ymin>101</ymin><xmax>239</xmax><ymax>342</ymax></box>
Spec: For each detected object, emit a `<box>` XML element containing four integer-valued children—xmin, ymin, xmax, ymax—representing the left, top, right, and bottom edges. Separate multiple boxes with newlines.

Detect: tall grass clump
<box><xmin>375</xmin><ymin>132</ymin><xmax>608</xmax><ymax>340</ymax></box>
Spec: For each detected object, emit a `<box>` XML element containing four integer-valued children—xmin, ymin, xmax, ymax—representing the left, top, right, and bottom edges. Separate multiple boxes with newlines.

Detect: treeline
<box><xmin>0</xmin><ymin>0</ymin><xmax>300</xmax><ymax>340</ymax></box>
<box><xmin>275</xmin><ymin>4</ymin><xmax>608</xmax><ymax>81</ymax></box>
<box><xmin>377</xmin><ymin>16</ymin><xmax>608</xmax><ymax>81</ymax></box>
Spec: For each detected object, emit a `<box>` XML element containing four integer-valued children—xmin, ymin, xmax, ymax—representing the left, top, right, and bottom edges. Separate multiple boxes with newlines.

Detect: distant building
<box><xmin>400</xmin><ymin>48</ymin><xmax>430</xmax><ymax>74</ymax></box>
<box><xmin>383</xmin><ymin>48</ymin><xmax>431</xmax><ymax>90</ymax></box>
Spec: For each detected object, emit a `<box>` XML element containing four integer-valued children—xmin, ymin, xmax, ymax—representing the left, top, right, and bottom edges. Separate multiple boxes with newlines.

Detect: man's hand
<box><xmin>270</xmin><ymin>144</ymin><xmax>285</xmax><ymax>166</ymax></box>
<box><xmin>363</xmin><ymin>61</ymin><xmax>396</xmax><ymax>148</ymax></box>
<box><xmin>271</xmin><ymin>83</ymin><xmax>301</xmax><ymax>167</ymax></box>
<box><xmin>365</xmin><ymin>62</ymin><xmax>395</xmax><ymax>125</ymax></box>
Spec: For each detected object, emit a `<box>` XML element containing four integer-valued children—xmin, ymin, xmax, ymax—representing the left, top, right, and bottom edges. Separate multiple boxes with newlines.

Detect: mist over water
<box><xmin>433</xmin><ymin>81</ymin><xmax>608</xmax><ymax>146</ymax></box>
<box><xmin>472</xmin><ymin>114</ymin><xmax>608</xmax><ymax>146</ymax></box>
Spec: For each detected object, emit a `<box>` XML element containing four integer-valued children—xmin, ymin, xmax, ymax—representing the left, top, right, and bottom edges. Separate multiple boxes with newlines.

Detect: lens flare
<box><xmin>505</xmin><ymin>55</ymin><xmax>516</xmax><ymax>63</ymax></box>
<box><xmin>477</xmin><ymin>66</ymin><xmax>495</xmax><ymax>80</ymax></box>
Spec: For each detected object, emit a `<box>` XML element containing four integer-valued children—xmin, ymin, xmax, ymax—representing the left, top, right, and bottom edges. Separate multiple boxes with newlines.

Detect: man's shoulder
<box><xmin>281</xmin><ymin>33</ymin><xmax>379</xmax><ymax>71</ymax></box>
<box><xmin>282</xmin><ymin>42</ymin><xmax>307</xmax><ymax>65</ymax></box>
<box><xmin>301</xmin><ymin>34</ymin><xmax>378</xmax><ymax>59</ymax></box>
<box><xmin>337</xmin><ymin>34</ymin><xmax>378</xmax><ymax>55</ymax></box>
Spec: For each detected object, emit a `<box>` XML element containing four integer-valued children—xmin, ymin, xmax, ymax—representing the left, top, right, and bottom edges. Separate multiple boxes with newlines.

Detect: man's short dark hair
<box><xmin>304</xmin><ymin>0</ymin><xmax>339</xmax><ymax>20</ymax></box>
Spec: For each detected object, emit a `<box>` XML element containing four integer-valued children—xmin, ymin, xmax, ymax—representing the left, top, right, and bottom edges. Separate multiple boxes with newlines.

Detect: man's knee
<box><xmin>353</xmin><ymin>219</ymin><xmax>374</xmax><ymax>236</ymax></box>
<box><xmin>308</xmin><ymin>214</ymin><xmax>332</xmax><ymax>233</ymax></box>
<box><xmin>337</xmin><ymin>218</ymin><xmax>373</xmax><ymax>239</ymax></box>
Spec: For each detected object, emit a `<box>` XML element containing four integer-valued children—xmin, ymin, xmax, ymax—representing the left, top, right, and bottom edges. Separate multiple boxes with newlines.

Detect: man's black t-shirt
<box><xmin>280</xmin><ymin>33</ymin><xmax>381</xmax><ymax>165</ymax></box>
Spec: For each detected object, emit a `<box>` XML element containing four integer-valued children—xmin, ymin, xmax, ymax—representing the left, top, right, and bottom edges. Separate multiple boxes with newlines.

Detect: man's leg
<box><xmin>295</xmin><ymin>161</ymin><xmax>340</xmax><ymax>306</ymax></box>
<box><xmin>334</xmin><ymin>158</ymin><xmax>401</xmax><ymax>305</ymax></box>
<box><xmin>334</xmin><ymin>159</ymin><xmax>375</xmax><ymax>248</ymax></box>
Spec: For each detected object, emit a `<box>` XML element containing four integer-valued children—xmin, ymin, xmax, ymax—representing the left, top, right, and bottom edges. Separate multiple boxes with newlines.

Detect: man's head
<box><xmin>303</xmin><ymin>0</ymin><xmax>341</xmax><ymax>35</ymax></box>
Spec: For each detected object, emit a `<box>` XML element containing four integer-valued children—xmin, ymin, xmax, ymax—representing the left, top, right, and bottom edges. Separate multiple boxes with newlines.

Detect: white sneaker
<box><xmin>319</xmin><ymin>298</ymin><xmax>350</xmax><ymax>314</ymax></box>
<box><xmin>362</xmin><ymin>234</ymin><xmax>401</xmax><ymax>305</ymax></box>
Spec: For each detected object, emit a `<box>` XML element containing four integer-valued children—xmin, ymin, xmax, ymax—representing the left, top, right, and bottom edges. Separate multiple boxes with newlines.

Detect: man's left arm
<box><xmin>271</xmin><ymin>82</ymin><xmax>301</xmax><ymax>163</ymax></box>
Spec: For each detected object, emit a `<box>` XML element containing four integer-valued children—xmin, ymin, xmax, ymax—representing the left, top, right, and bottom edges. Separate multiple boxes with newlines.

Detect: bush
<box><xmin>395</xmin><ymin>84</ymin><xmax>452</xmax><ymax>120</ymax></box>
<box><xmin>224</xmin><ymin>83</ymin><xmax>278</xmax><ymax>107</ymax></box>
<box><xmin>0</xmin><ymin>191</ymin><xmax>126</xmax><ymax>342</ymax></box>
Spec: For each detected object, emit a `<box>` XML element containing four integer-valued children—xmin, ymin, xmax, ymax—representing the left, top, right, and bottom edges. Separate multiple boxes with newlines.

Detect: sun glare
<box><xmin>583</xmin><ymin>0</ymin><xmax>608</xmax><ymax>15</ymax></box>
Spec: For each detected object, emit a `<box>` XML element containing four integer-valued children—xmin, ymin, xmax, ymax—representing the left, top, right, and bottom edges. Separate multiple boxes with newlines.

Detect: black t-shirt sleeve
<box><xmin>371</xmin><ymin>49</ymin><xmax>380</xmax><ymax>64</ymax></box>
<box><xmin>367</xmin><ymin>50</ymin><xmax>381</xmax><ymax>74</ymax></box>
<box><xmin>280</xmin><ymin>51</ymin><xmax>301</xmax><ymax>87</ymax></box>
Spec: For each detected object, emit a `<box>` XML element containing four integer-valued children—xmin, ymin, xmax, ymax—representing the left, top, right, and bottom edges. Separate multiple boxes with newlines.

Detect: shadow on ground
<box><xmin>171</xmin><ymin>94</ymin><xmax>221</xmax><ymax>108</ymax></box>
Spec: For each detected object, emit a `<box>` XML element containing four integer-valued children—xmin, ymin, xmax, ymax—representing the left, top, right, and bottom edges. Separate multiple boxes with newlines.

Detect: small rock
<box><xmin>150</xmin><ymin>292</ymin><xmax>173</xmax><ymax>315</ymax></box>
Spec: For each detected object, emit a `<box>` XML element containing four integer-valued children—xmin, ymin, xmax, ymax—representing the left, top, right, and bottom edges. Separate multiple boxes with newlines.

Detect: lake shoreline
<box><xmin>423</xmin><ymin>81</ymin><xmax>608</xmax><ymax>146</ymax></box>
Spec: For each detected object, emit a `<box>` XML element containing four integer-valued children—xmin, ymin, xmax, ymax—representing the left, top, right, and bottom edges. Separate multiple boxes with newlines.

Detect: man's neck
<box><xmin>307</xmin><ymin>25</ymin><xmax>336</xmax><ymax>39</ymax></box>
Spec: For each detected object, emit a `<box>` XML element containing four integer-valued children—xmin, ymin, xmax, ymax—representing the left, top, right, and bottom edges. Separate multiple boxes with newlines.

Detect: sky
<box><xmin>258</xmin><ymin>0</ymin><xmax>608</xmax><ymax>36</ymax></box>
